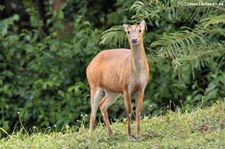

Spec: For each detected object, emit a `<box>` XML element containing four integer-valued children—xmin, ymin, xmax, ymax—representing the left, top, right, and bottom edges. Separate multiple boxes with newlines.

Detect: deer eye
<box><xmin>127</xmin><ymin>31</ymin><xmax>130</xmax><ymax>34</ymax></box>
<box><xmin>139</xmin><ymin>30</ymin><xmax>142</xmax><ymax>33</ymax></box>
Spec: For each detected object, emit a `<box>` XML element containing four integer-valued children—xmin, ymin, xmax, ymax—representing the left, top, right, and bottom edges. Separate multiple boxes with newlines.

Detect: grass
<box><xmin>1</xmin><ymin>102</ymin><xmax>225</xmax><ymax>148</ymax></box>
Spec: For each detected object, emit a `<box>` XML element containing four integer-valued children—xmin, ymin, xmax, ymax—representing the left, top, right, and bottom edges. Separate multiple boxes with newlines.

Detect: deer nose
<box><xmin>131</xmin><ymin>38</ymin><xmax>137</xmax><ymax>44</ymax></box>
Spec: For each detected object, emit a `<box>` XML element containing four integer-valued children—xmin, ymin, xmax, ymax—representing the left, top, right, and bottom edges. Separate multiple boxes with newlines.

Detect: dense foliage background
<box><xmin>0</xmin><ymin>0</ymin><xmax>224</xmax><ymax>138</ymax></box>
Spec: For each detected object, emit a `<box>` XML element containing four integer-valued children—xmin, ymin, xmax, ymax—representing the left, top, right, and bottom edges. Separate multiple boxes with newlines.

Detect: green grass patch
<box><xmin>1</xmin><ymin>102</ymin><xmax>225</xmax><ymax>148</ymax></box>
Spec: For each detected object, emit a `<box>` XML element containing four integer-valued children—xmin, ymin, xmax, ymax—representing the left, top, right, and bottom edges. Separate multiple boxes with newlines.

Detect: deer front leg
<box><xmin>136</xmin><ymin>91</ymin><xmax>144</xmax><ymax>139</ymax></box>
<box><xmin>123</xmin><ymin>90</ymin><xmax>132</xmax><ymax>139</ymax></box>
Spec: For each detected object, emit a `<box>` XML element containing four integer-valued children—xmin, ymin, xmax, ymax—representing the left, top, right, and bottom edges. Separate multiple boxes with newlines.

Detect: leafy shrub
<box><xmin>0</xmin><ymin>8</ymin><xmax>101</xmax><ymax>136</ymax></box>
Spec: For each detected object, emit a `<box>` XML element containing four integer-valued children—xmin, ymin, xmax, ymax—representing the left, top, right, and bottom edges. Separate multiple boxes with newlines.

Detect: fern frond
<box><xmin>152</xmin><ymin>25</ymin><xmax>225</xmax><ymax>60</ymax></box>
<box><xmin>131</xmin><ymin>0</ymin><xmax>179</xmax><ymax>22</ymax></box>
<box><xmin>200</xmin><ymin>14</ymin><xmax>225</xmax><ymax>27</ymax></box>
<box><xmin>100</xmin><ymin>26</ymin><xmax>127</xmax><ymax>47</ymax></box>
<box><xmin>131</xmin><ymin>0</ymin><xmax>221</xmax><ymax>23</ymax></box>
<box><xmin>171</xmin><ymin>42</ymin><xmax>225</xmax><ymax>71</ymax></box>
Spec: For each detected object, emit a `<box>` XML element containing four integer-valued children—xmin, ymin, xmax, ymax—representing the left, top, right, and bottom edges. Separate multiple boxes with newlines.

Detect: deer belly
<box><xmin>100</xmin><ymin>75</ymin><xmax>123</xmax><ymax>93</ymax></box>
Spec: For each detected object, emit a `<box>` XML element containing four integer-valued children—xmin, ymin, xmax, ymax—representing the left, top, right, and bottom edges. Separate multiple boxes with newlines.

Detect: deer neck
<box><xmin>130</xmin><ymin>42</ymin><xmax>147</xmax><ymax>73</ymax></box>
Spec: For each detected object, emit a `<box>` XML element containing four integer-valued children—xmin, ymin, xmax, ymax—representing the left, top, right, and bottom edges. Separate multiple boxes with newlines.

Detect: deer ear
<box><xmin>123</xmin><ymin>24</ymin><xmax>128</xmax><ymax>30</ymax></box>
<box><xmin>140</xmin><ymin>20</ymin><xmax>145</xmax><ymax>27</ymax></box>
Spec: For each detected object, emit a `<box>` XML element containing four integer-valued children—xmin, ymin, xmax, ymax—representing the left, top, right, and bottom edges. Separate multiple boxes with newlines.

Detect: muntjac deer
<box><xmin>86</xmin><ymin>20</ymin><xmax>149</xmax><ymax>139</ymax></box>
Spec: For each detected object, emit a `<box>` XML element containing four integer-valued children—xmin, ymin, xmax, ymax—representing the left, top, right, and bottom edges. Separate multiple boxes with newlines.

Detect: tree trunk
<box><xmin>53</xmin><ymin>0</ymin><xmax>64</xmax><ymax>11</ymax></box>
<box><xmin>35</xmin><ymin>0</ymin><xmax>48</xmax><ymax>37</ymax></box>
<box><xmin>53</xmin><ymin>0</ymin><xmax>72</xmax><ymax>38</ymax></box>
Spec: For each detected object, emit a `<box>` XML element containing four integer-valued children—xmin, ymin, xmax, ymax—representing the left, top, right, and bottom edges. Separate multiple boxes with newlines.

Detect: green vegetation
<box><xmin>1</xmin><ymin>102</ymin><xmax>225</xmax><ymax>148</ymax></box>
<box><xmin>0</xmin><ymin>0</ymin><xmax>224</xmax><ymax>140</ymax></box>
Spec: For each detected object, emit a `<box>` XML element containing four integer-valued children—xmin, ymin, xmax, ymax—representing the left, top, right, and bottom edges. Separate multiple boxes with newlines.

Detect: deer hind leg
<box><xmin>89</xmin><ymin>87</ymin><xmax>103</xmax><ymax>135</ymax></box>
<box><xmin>99</xmin><ymin>90</ymin><xmax>119</xmax><ymax>136</ymax></box>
